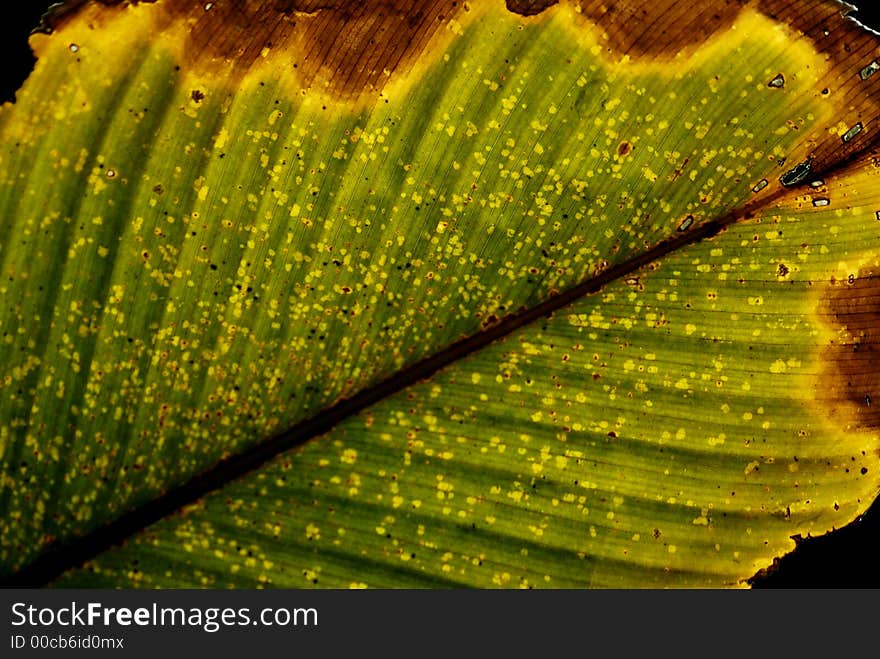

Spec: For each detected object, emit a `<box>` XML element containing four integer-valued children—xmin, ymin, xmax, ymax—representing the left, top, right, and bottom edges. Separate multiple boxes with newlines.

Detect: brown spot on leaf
<box><xmin>481</xmin><ymin>313</ymin><xmax>499</xmax><ymax>328</ymax></box>
<box><xmin>506</xmin><ymin>0</ymin><xmax>559</xmax><ymax>17</ymax></box>
<box><xmin>817</xmin><ymin>269</ymin><xmax>880</xmax><ymax>431</ymax></box>
<box><xmin>617</xmin><ymin>140</ymin><xmax>632</xmax><ymax>157</ymax></box>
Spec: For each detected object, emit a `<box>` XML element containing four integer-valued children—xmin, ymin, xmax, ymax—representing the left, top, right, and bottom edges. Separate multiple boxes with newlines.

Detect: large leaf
<box><xmin>1</xmin><ymin>0</ymin><xmax>879</xmax><ymax>587</ymax></box>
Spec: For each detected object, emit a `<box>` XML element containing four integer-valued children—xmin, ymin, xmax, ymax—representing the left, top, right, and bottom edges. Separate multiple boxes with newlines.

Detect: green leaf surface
<box><xmin>1</xmin><ymin>0</ymin><xmax>880</xmax><ymax>587</ymax></box>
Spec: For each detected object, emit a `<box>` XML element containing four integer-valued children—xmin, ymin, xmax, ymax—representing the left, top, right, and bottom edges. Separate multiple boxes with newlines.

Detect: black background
<box><xmin>0</xmin><ymin>1</ymin><xmax>879</xmax><ymax>587</ymax></box>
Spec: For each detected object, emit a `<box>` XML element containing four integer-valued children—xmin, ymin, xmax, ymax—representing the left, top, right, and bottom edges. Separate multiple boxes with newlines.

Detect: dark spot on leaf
<box><xmin>767</xmin><ymin>72</ymin><xmax>785</xmax><ymax>88</ymax></box>
<box><xmin>505</xmin><ymin>0</ymin><xmax>559</xmax><ymax>16</ymax></box>
<box><xmin>780</xmin><ymin>157</ymin><xmax>813</xmax><ymax>187</ymax></box>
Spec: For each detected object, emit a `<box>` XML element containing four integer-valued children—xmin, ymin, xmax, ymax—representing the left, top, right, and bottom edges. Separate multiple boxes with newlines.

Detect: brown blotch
<box><xmin>506</xmin><ymin>0</ymin><xmax>559</xmax><ymax>17</ymax></box>
<box><xmin>617</xmin><ymin>140</ymin><xmax>632</xmax><ymax>157</ymax></box>
<box><xmin>570</xmin><ymin>0</ymin><xmax>747</xmax><ymax>59</ymax></box>
<box><xmin>817</xmin><ymin>269</ymin><xmax>880</xmax><ymax>431</ymax></box>
<box><xmin>195</xmin><ymin>1</ymin><xmax>461</xmax><ymax>96</ymax></box>
<box><xmin>164</xmin><ymin>0</ymin><xmax>467</xmax><ymax>99</ymax></box>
